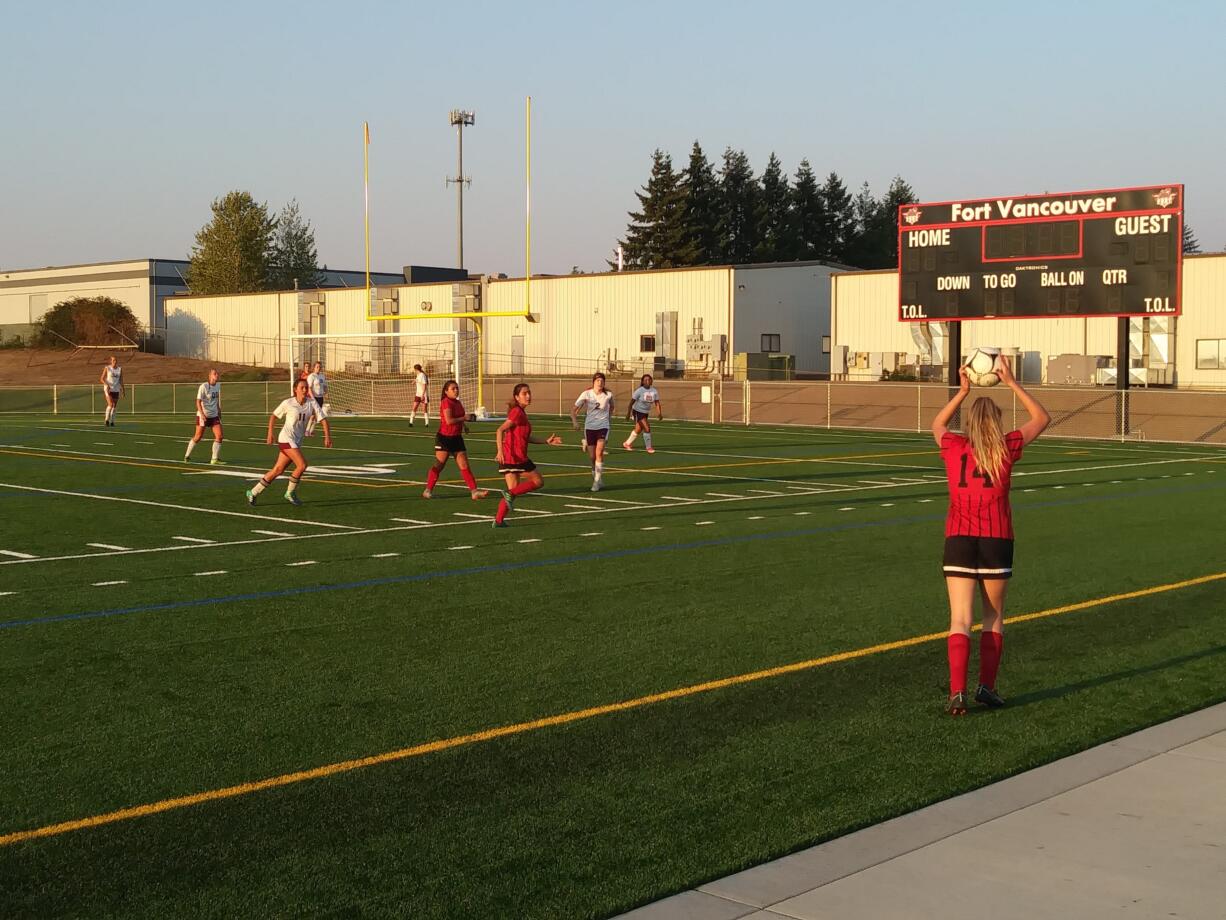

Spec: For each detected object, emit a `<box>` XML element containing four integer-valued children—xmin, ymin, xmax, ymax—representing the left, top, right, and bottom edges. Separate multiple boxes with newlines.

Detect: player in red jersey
<box><xmin>422</xmin><ymin>379</ymin><xmax>488</xmax><ymax>500</ymax></box>
<box><xmin>932</xmin><ymin>355</ymin><xmax>1049</xmax><ymax>715</ymax></box>
<box><xmin>491</xmin><ymin>383</ymin><xmax>562</xmax><ymax>527</ymax></box>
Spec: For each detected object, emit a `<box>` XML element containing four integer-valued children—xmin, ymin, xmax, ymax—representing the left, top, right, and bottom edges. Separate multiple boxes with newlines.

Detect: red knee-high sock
<box><xmin>510</xmin><ymin>480</ymin><xmax>541</xmax><ymax>498</ymax></box>
<box><xmin>947</xmin><ymin>633</ymin><xmax>970</xmax><ymax>696</ymax></box>
<box><xmin>979</xmin><ymin>631</ymin><xmax>1003</xmax><ymax>689</ymax></box>
<box><xmin>495</xmin><ymin>497</ymin><xmax>510</xmax><ymax>524</ymax></box>
<box><xmin>460</xmin><ymin>468</ymin><xmax>478</xmax><ymax>491</ymax></box>
<box><xmin>426</xmin><ymin>467</ymin><xmax>440</xmax><ymax>490</ymax></box>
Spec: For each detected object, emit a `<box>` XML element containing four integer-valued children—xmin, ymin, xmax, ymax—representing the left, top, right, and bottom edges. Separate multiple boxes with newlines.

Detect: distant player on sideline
<box><xmin>99</xmin><ymin>355</ymin><xmax>124</xmax><ymax>426</ymax></box>
<box><xmin>408</xmin><ymin>364</ymin><xmax>430</xmax><ymax>426</ymax></box>
<box><xmin>184</xmin><ymin>369</ymin><xmax>224</xmax><ymax>464</ymax></box>
<box><xmin>931</xmin><ymin>355</ymin><xmax>1049</xmax><ymax>716</ymax></box>
<box><xmin>297</xmin><ymin>361</ymin><xmax>311</xmax><ymax>385</ymax></box>
<box><xmin>305</xmin><ymin>361</ymin><xmax>327</xmax><ymax>437</ymax></box>
<box><xmin>246</xmin><ymin>378</ymin><xmax>332</xmax><ymax>507</ymax></box>
<box><xmin>623</xmin><ymin>373</ymin><xmax>663</xmax><ymax>452</ymax></box>
<box><xmin>571</xmin><ymin>372</ymin><xmax>615</xmax><ymax>491</ymax></box>
<box><xmin>492</xmin><ymin>383</ymin><xmax>562</xmax><ymax>527</ymax></box>
<box><xmin>422</xmin><ymin>379</ymin><xmax>488</xmax><ymax>500</ymax></box>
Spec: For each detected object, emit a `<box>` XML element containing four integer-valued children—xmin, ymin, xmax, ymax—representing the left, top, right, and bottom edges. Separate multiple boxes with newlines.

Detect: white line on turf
<box><xmin>194</xmin><ymin>570</ymin><xmax>228</xmax><ymax>576</ymax></box>
<box><xmin>452</xmin><ymin>512</ymin><xmax>488</xmax><ymax>520</ymax></box>
<box><xmin>580</xmin><ymin>532</ymin><xmax>603</xmax><ymax>536</ymax></box>
<box><xmin>695</xmin><ymin>521</ymin><xmax>715</xmax><ymax>526</ymax></box>
<box><xmin>93</xmin><ymin>442</ymin><xmax>112</xmax><ymax>446</ymax></box>
<box><xmin>748</xmin><ymin>515</ymin><xmax>765</xmax><ymax>520</ymax></box>
<box><xmin>513</xmin><ymin>508</ymin><xmax>551</xmax><ymax>515</ymax></box>
<box><xmin>517</xmin><ymin>538</ymin><xmax>541</xmax><ymax>544</ymax></box>
<box><xmin>91</xmin><ymin>580</ymin><xmax>126</xmax><ymax>586</ymax></box>
<box><xmin>0</xmin><ymin>550</ymin><xmax>37</xmax><ymax>559</ymax></box>
<box><xmin>880</xmin><ymin>503</ymin><xmax>894</xmax><ymax>507</ymax></box>
<box><xmin>661</xmin><ymin>495</ymin><xmax>699</xmax><ymax>502</ymax></box>
<box><xmin>172</xmin><ymin>536</ymin><xmax>214</xmax><ymax>544</ymax></box>
<box><xmin>371</xmin><ymin>552</ymin><xmax>400</xmax><ymax>558</ymax></box>
<box><xmin>0</xmin><ymin>481</ymin><xmax>359</xmax><ymax>530</ymax></box>
<box><xmin>51</xmin><ymin>443</ymin><xmax>72</xmax><ymax>447</ymax></box>
<box><xmin>285</xmin><ymin>561</ymin><xmax>317</xmax><ymax>567</ymax></box>
<box><xmin>251</xmin><ymin>530</ymin><xmax>293</xmax><ymax>537</ymax></box>
<box><xmin>705</xmin><ymin>492</ymin><xmax>742</xmax><ymax>498</ymax></box>
<box><xmin>918</xmin><ymin>498</ymin><xmax>934</xmax><ymax>503</ymax></box>
<box><xmin>0</xmin><ymin>591</ymin><xmax>16</xmax><ymax>596</ymax></box>
<box><xmin>390</xmin><ymin>518</ymin><xmax>430</xmax><ymax>525</ymax></box>
<box><xmin>839</xmin><ymin>507</ymin><xmax>854</xmax><ymax>512</ymax></box>
<box><xmin>87</xmin><ymin>543</ymin><xmax>131</xmax><ymax>551</ymax></box>
<box><xmin>747</xmin><ymin>489</ymin><xmax>783</xmax><ymax>495</ymax></box>
<box><xmin>448</xmin><ymin>545</ymin><xmax>473</xmax><ymax>551</ymax></box>
<box><xmin>641</xmin><ymin>526</ymin><xmax>661</xmax><ymax>531</ymax></box>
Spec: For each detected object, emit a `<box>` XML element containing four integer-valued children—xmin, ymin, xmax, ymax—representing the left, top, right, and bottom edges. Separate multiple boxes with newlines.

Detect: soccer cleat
<box><xmin>245</xmin><ymin>489</ymin><xmax>257</xmax><ymax>506</ymax></box>
<box><xmin>646</xmin><ymin>447</ymin><xmax>655</xmax><ymax>454</ymax></box>
<box><xmin>974</xmin><ymin>685</ymin><xmax>1006</xmax><ymax>708</ymax></box>
<box><xmin>285</xmin><ymin>492</ymin><xmax>302</xmax><ymax>506</ymax></box>
<box><xmin>422</xmin><ymin>488</ymin><xmax>433</xmax><ymax>499</ymax></box>
<box><xmin>591</xmin><ymin>480</ymin><xmax>602</xmax><ymax>492</ymax></box>
<box><xmin>622</xmin><ymin>440</ymin><xmax>634</xmax><ymax>450</ymax></box>
<box><xmin>491</xmin><ymin>519</ymin><xmax>508</xmax><ymax>529</ymax></box>
<box><xmin>210</xmin><ymin>459</ymin><xmax>225</xmax><ymax>466</ymax></box>
<box><xmin>183</xmin><ymin>456</ymin><xmax>190</xmax><ymax>463</ymax></box>
<box><xmin>946</xmin><ymin>692</ymin><xmax>969</xmax><ymax>716</ymax></box>
<box><xmin>471</xmin><ymin>489</ymin><xmax>489</xmax><ymax>500</ymax></box>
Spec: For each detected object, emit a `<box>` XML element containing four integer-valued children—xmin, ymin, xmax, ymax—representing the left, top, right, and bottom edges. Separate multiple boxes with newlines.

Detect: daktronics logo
<box><xmin>1153</xmin><ymin>187</ymin><xmax>1178</xmax><ymax>208</ymax></box>
<box><xmin>901</xmin><ymin>206</ymin><xmax>922</xmax><ymax>226</ymax></box>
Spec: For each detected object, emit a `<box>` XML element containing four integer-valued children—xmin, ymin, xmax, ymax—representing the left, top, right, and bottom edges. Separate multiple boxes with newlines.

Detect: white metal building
<box><xmin>829</xmin><ymin>252</ymin><xmax>1226</xmax><ymax>388</ymax></box>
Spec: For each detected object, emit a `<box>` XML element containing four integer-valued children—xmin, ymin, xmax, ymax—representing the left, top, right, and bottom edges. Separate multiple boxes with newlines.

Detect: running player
<box><xmin>99</xmin><ymin>355</ymin><xmax>124</xmax><ymax>426</ymax></box>
<box><xmin>305</xmin><ymin>360</ymin><xmax>327</xmax><ymax>437</ymax></box>
<box><xmin>408</xmin><ymin>364</ymin><xmax>430</xmax><ymax>426</ymax></box>
<box><xmin>571</xmin><ymin>372</ymin><xmax>615</xmax><ymax>491</ymax></box>
<box><xmin>246</xmin><ymin>378</ymin><xmax>332</xmax><ymax>507</ymax></box>
<box><xmin>932</xmin><ymin>355</ymin><xmax>1049</xmax><ymax>715</ymax></box>
<box><xmin>492</xmin><ymin>383</ymin><xmax>562</xmax><ymax>527</ymax></box>
<box><xmin>423</xmin><ymin>379</ymin><xmax>488</xmax><ymax>500</ymax></box>
<box><xmin>623</xmin><ymin>373</ymin><xmax>663</xmax><ymax>452</ymax></box>
<box><xmin>184</xmin><ymin>369</ymin><xmax>224</xmax><ymax>464</ymax></box>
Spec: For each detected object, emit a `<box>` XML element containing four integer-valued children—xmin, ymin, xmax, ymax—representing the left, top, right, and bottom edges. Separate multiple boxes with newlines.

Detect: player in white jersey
<box><xmin>408</xmin><ymin>364</ymin><xmax>430</xmax><ymax>426</ymax></box>
<box><xmin>570</xmin><ymin>372</ymin><xmax>615</xmax><ymax>491</ymax></box>
<box><xmin>623</xmin><ymin>373</ymin><xmax>663</xmax><ymax>453</ymax></box>
<box><xmin>246</xmin><ymin>378</ymin><xmax>332</xmax><ymax>507</ymax></box>
<box><xmin>184</xmin><ymin>369</ymin><xmax>225</xmax><ymax>464</ymax></box>
<box><xmin>99</xmin><ymin>356</ymin><xmax>124</xmax><ymax>426</ymax></box>
<box><xmin>305</xmin><ymin>361</ymin><xmax>327</xmax><ymax>437</ymax></box>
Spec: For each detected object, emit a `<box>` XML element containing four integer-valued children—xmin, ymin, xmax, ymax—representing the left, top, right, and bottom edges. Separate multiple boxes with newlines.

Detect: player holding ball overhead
<box><xmin>931</xmin><ymin>353</ymin><xmax>1050</xmax><ymax>715</ymax></box>
<box><xmin>491</xmin><ymin>383</ymin><xmax>563</xmax><ymax>528</ymax></box>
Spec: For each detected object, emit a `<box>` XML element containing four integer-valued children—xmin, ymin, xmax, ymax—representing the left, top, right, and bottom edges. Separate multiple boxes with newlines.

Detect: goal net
<box><xmin>288</xmin><ymin>331</ymin><xmax>478</xmax><ymax>417</ymax></box>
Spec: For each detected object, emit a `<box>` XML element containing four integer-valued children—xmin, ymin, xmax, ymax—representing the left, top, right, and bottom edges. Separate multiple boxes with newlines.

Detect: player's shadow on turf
<box><xmin>1002</xmin><ymin>643</ymin><xmax>1226</xmax><ymax>711</ymax></box>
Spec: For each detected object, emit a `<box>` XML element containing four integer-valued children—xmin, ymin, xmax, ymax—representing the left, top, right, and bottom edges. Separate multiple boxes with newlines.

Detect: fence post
<box><xmin>265</xmin><ymin>380</ymin><xmax>270</xmax><ymax>413</ymax></box>
<box><xmin>826</xmin><ymin>381</ymin><xmax>832</xmax><ymax>429</ymax></box>
<box><xmin>371</xmin><ymin>380</ymin><xmax>376</xmax><ymax>416</ymax></box>
<box><xmin>916</xmin><ymin>384</ymin><xmax>922</xmax><ymax>433</ymax></box>
<box><xmin>557</xmin><ymin>378</ymin><xmax>563</xmax><ymax>416</ymax></box>
<box><xmin>745</xmin><ymin>380</ymin><xmax>751</xmax><ymax>426</ymax></box>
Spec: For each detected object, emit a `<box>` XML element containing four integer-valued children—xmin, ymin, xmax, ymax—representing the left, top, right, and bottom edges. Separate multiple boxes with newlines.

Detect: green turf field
<box><xmin>2</xmin><ymin>412</ymin><xmax>1224</xmax><ymax>918</ymax></box>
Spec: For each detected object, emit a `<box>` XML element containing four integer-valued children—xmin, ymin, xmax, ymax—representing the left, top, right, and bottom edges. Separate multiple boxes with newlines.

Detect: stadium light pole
<box><xmin>447</xmin><ymin>110</ymin><xmax>475</xmax><ymax>271</ymax></box>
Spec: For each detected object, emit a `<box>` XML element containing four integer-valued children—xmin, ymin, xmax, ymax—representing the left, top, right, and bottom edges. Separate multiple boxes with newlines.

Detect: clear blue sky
<box><xmin>3</xmin><ymin>0</ymin><xmax>1223</xmax><ymax>275</ymax></box>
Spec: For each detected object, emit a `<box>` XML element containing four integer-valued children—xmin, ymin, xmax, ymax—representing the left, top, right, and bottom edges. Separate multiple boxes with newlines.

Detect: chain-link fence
<box><xmin>3</xmin><ymin>379</ymin><xmax>1224</xmax><ymax>445</ymax></box>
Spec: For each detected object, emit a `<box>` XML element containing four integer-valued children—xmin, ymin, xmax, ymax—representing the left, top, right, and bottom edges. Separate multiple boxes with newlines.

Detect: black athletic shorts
<box><xmin>632</xmin><ymin>410</ymin><xmax>650</xmax><ymax>423</ymax></box>
<box><xmin>497</xmin><ymin>459</ymin><xmax>537</xmax><ymax>475</ymax></box>
<box><xmin>942</xmin><ymin>536</ymin><xmax>1014</xmax><ymax>580</ymax></box>
<box><xmin>584</xmin><ymin>428</ymin><xmax>609</xmax><ymax>446</ymax></box>
<box><xmin>434</xmin><ymin>433</ymin><xmax>467</xmax><ymax>455</ymax></box>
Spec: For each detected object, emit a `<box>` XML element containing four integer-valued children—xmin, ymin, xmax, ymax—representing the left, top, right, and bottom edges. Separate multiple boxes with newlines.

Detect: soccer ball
<box><xmin>964</xmin><ymin>348</ymin><xmax>1002</xmax><ymax>387</ymax></box>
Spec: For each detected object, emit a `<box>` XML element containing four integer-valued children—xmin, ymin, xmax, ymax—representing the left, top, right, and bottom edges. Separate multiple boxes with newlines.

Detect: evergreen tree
<box><xmin>269</xmin><ymin>199</ymin><xmax>323</xmax><ymax>290</ymax></box>
<box><xmin>616</xmin><ymin>150</ymin><xmax>688</xmax><ymax>269</ymax></box>
<box><xmin>1182</xmin><ymin>223</ymin><xmax>1201</xmax><ymax>254</ymax></box>
<box><xmin>819</xmin><ymin>172</ymin><xmax>856</xmax><ymax>263</ymax></box>
<box><xmin>717</xmin><ymin>148</ymin><xmax>759</xmax><ymax>263</ymax></box>
<box><xmin>874</xmin><ymin>175</ymin><xmax>918</xmax><ymax>268</ymax></box>
<box><xmin>679</xmin><ymin>141</ymin><xmax>720</xmax><ymax>265</ymax></box>
<box><xmin>791</xmin><ymin>159</ymin><xmax>827</xmax><ymax>260</ymax></box>
<box><xmin>188</xmin><ymin>191</ymin><xmax>278</xmax><ymax>294</ymax></box>
<box><xmin>843</xmin><ymin>182</ymin><xmax>883</xmax><ymax>268</ymax></box>
<box><xmin>753</xmin><ymin>152</ymin><xmax>795</xmax><ymax>262</ymax></box>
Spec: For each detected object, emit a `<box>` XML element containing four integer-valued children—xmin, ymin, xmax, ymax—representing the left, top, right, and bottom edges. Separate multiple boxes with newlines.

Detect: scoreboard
<box><xmin>897</xmin><ymin>184</ymin><xmax>1182</xmax><ymax>322</ymax></box>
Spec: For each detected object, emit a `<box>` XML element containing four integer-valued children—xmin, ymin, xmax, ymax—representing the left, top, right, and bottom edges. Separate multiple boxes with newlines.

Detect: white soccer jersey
<box><xmin>103</xmin><ymin>366</ymin><xmax>123</xmax><ymax>391</ymax></box>
<box><xmin>307</xmin><ymin>371</ymin><xmax>327</xmax><ymax>399</ymax></box>
<box><xmin>196</xmin><ymin>381</ymin><xmax>221</xmax><ymax>419</ymax></box>
<box><xmin>273</xmin><ymin>397</ymin><xmax>324</xmax><ymax>448</ymax></box>
<box><xmin>415</xmin><ymin>372</ymin><xmax>429</xmax><ymax>399</ymax></box>
<box><xmin>575</xmin><ymin>389</ymin><xmax>614</xmax><ymax>430</ymax></box>
<box><xmin>631</xmin><ymin>386</ymin><xmax>660</xmax><ymax>414</ymax></box>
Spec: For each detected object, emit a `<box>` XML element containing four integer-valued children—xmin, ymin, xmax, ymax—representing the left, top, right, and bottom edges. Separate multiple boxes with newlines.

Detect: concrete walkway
<box><xmin>619</xmin><ymin>702</ymin><xmax>1226</xmax><ymax>920</ymax></box>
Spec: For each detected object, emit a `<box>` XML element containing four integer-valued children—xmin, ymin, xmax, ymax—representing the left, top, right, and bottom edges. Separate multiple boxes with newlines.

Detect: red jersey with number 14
<box><xmin>503</xmin><ymin>405</ymin><xmax>532</xmax><ymax>464</ymax></box>
<box><xmin>941</xmin><ymin>431</ymin><xmax>1025</xmax><ymax>538</ymax></box>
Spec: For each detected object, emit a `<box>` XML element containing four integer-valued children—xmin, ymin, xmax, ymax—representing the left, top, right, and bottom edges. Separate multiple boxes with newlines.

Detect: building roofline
<box><xmin>0</xmin><ymin>258</ymin><xmax>190</xmax><ymax>275</ymax></box>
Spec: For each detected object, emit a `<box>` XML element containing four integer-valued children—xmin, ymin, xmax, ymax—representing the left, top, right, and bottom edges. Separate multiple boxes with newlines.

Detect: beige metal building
<box><xmin>829</xmin><ymin>252</ymin><xmax>1226</xmax><ymax>388</ymax></box>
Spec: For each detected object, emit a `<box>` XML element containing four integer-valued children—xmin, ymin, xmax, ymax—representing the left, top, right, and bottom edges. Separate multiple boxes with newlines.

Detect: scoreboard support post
<box><xmin>946</xmin><ymin>321</ymin><xmax>962</xmax><ymax>386</ymax></box>
<box><xmin>1116</xmin><ymin>317</ymin><xmax>1130</xmax><ymax>437</ymax></box>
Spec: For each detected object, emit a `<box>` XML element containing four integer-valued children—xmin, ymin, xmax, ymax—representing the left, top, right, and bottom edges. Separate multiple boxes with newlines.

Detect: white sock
<box><xmin>644</xmin><ymin>433</ymin><xmax>653</xmax><ymax>449</ymax></box>
<box><xmin>409</xmin><ymin>410</ymin><xmax>416</xmax><ymax>423</ymax></box>
<box><xmin>625</xmin><ymin>431</ymin><xmax>637</xmax><ymax>445</ymax></box>
<box><xmin>594</xmin><ymin>461</ymin><xmax>603</xmax><ymax>481</ymax></box>
<box><xmin>423</xmin><ymin>409</ymin><xmax>430</xmax><ymax>424</ymax></box>
<box><xmin>185</xmin><ymin>439</ymin><xmax>198</xmax><ymax>458</ymax></box>
<box><xmin>286</xmin><ymin>477</ymin><xmax>300</xmax><ymax>496</ymax></box>
<box><xmin>251</xmin><ymin>478</ymin><xmax>269</xmax><ymax>496</ymax></box>
<box><xmin>211</xmin><ymin>441</ymin><xmax>222</xmax><ymax>461</ymax></box>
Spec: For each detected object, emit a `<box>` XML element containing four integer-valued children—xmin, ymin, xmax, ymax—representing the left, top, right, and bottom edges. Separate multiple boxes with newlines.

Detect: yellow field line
<box><xmin>3</xmin><ymin>569</ymin><xmax>1223</xmax><ymax>849</ymax></box>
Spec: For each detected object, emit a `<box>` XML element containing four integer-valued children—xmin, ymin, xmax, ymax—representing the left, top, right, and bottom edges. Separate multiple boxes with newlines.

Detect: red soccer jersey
<box><xmin>439</xmin><ymin>396</ymin><xmax>464</xmax><ymax>437</ymax></box>
<box><xmin>941</xmin><ymin>430</ymin><xmax>1026</xmax><ymax>538</ymax></box>
<box><xmin>502</xmin><ymin>405</ymin><xmax>532</xmax><ymax>464</ymax></box>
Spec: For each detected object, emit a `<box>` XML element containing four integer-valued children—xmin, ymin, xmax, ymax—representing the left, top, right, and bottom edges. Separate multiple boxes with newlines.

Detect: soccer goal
<box><xmin>288</xmin><ymin>330</ymin><xmax>479</xmax><ymax>417</ymax></box>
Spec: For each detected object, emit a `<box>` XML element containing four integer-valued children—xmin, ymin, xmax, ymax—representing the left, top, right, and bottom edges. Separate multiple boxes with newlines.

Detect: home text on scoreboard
<box><xmin>897</xmin><ymin>184</ymin><xmax>1183</xmax><ymax>322</ymax></box>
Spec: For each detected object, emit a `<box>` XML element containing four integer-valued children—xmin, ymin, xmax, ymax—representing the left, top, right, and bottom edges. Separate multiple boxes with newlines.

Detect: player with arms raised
<box><xmin>99</xmin><ymin>356</ymin><xmax>124</xmax><ymax>427</ymax></box>
<box><xmin>305</xmin><ymin>361</ymin><xmax>327</xmax><ymax>437</ymax></box>
<box><xmin>184</xmin><ymin>369</ymin><xmax>224</xmax><ymax>464</ymax></box>
<box><xmin>409</xmin><ymin>364</ymin><xmax>430</xmax><ymax>426</ymax></box>
<box><xmin>246</xmin><ymin>378</ymin><xmax>332</xmax><ymax>506</ymax></box>
<box><xmin>571</xmin><ymin>372</ymin><xmax>615</xmax><ymax>491</ymax></box>
<box><xmin>932</xmin><ymin>355</ymin><xmax>1049</xmax><ymax>715</ymax></box>
<box><xmin>422</xmin><ymin>379</ymin><xmax>488</xmax><ymax>500</ymax></box>
<box><xmin>492</xmin><ymin>383</ymin><xmax>562</xmax><ymax>527</ymax></box>
<box><xmin>623</xmin><ymin>373</ymin><xmax>663</xmax><ymax>452</ymax></box>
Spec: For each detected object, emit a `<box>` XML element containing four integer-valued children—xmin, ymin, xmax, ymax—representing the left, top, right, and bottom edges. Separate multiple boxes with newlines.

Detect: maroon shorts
<box><xmin>632</xmin><ymin>410</ymin><xmax>650</xmax><ymax>423</ymax></box>
<box><xmin>585</xmin><ymin>428</ymin><xmax>609</xmax><ymax>446</ymax></box>
<box><xmin>413</xmin><ymin>396</ymin><xmax>428</xmax><ymax>406</ymax></box>
<box><xmin>199</xmin><ymin>415</ymin><xmax>221</xmax><ymax>429</ymax></box>
<box><xmin>106</xmin><ymin>390</ymin><xmax>121</xmax><ymax>404</ymax></box>
<box><xmin>277</xmin><ymin>442</ymin><xmax>298</xmax><ymax>454</ymax></box>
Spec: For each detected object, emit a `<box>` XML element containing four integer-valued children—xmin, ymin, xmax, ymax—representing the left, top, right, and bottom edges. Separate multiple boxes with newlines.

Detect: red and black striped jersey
<box><xmin>940</xmin><ymin>431</ymin><xmax>1025</xmax><ymax>538</ymax></box>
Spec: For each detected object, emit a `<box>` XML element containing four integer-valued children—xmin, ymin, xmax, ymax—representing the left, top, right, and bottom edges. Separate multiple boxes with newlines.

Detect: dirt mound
<box><xmin>0</xmin><ymin>349</ymin><xmax>279</xmax><ymax>385</ymax></box>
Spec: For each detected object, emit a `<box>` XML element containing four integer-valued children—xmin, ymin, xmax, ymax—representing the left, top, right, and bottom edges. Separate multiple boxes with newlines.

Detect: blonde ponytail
<box><xmin>966</xmin><ymin>397</ymin><xmax>1007</xmax><ymax>484</ymax></box>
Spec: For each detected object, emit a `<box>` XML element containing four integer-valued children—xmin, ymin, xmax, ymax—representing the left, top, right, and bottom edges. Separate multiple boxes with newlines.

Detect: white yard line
<box><xmin>87</xmin><ymin>543</ymin><xmax>131</xmax><ymax>551</ymax></box>
<box><xmin>705</xmin><ymin>492</ymin><xmax>742</xmax><ymax>498</ymax></box>
<box><xmin>91</xmin><ymin>580</ymin><xmax>126</xmax><ymax>586</ymax></box>
<box><xmin>371</xmin><ymin>553</ymin><xmax>400</xmax><ymax>558</ymax></box>
<box><xmin>172</xmin><ymin>536</ymin><xmax>215</xmax><ymax>544</ymax></box>
<box><xmin>0</xmin><ymin>481</ymin><xmax>359</xmax><ymax>530</ymax></box>
<box><xmin>194</xmin><ymin>570</ymin><xmax>228</xmax><ymax>576</ymax></box>
<box><xmin>251</xmin><ymin>529</ymin><xmax>293</xmax><ymax>537</ymax></box>
<box><xmin>452</xmin><ymin>512</ymin><xmax>489</xmax><ymax>520</ymax></box>
<box><xmin>0</xmin><ymin>549</ymin><xmax>38</xmax><ymax>559</ymax></box>
<box><xmin>390</xmin><ymin>517</ymin><xmax>430</xmax><ymax>525</ymax></box>
<box><xmin>564</xmin><ymin>504</ymin><xmax>602</xmax><ymax>511</ymax></box>
<box><xmin>286</xmin><ymin>560</ymin><xmax>317</xmax><ymax>567</ymax></box>
<box><xmin>517</xmin><ymin>538</ymin><xmax>541</xmax><ymax>544</ymax></box>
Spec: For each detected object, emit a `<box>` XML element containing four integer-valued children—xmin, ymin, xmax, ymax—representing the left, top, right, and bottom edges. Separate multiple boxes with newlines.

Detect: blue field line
<box><xmin>5</xmin><ymin>478</ymin><xmax>1225</xmax><ymax>632</ymax></box>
